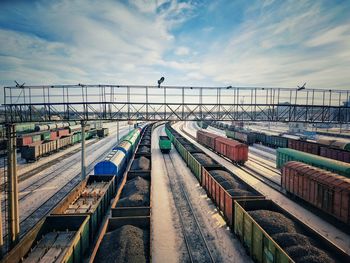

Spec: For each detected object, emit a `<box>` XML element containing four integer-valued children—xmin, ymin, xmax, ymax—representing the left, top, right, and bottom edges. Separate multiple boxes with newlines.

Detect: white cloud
<box><xmin>175</xmin><ymin>46</ymin><xmax>190</xmax><ymax>56</ymax></box>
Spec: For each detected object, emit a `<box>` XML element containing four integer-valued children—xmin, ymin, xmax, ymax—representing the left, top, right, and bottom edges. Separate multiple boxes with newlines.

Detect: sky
<box><xmin>0</xmin><ymin>0</ymin><xmax>350</xmax><ymax>90</ymax></box>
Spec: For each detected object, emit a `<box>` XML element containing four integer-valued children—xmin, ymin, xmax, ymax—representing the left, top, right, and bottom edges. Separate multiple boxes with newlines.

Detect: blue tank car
<box><xmin>94</xmin><ymin>149</ymin><xmax>127</xmax><ymax>186</ymax></box>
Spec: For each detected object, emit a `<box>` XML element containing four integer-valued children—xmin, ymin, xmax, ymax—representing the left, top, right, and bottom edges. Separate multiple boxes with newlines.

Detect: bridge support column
<box><xmin>117</xmin><ymin>121</ymin><xmax>120</xmax><ymax>142</ymax></box>
<box><xmin>6</xmin><ymin>124</ymin><xmax>19</xmax><ymax>248</ymax></box>
<box><xmin>81</xmin><ymin>121</ymin><xmax>86</xmax><ymax>180</ymax></box>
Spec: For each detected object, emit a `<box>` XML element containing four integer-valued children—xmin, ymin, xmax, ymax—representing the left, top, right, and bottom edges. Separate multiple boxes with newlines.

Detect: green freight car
<box><xmin>159</xmin><ymin>136</ymin><xmax>171</xmax><ymax>153</ymax></box>
<box><xmin>277</xmin><ymin>148</ymin><xmax>350</xmax><ymax>177</ymax></box>
<box><xmin>234</xmin><ymin>199</ymin><xmax>350</xmax><ymax>263</ymax></box>
<box><xmin>4</xmin><ymin>215</ymin><xmax>90</xmax><ymax>263</ymax></box>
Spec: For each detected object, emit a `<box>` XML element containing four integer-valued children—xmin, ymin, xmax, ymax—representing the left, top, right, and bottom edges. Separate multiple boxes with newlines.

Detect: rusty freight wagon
<box><xmin>282</xmin><ymin>161</ymin><xmax>350</xmax><ymax>225</ymax></box>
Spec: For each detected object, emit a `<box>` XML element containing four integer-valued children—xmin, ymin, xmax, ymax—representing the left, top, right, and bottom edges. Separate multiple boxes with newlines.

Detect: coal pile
<box><xmin>178</xmin><ymin>138</ymin><xmax>190</xmax><ymax>144</ymax></box>
<box><xmin>226</xmin><ymin>189</ymin><xmax>255</xmax><ymax>196</ymax></box>
<box><xmin>95</xmin><ymin>225</ymin><xmax>149</xmax><ymax>263</ymax></box>
<box><xmin>285</xmin><ymin>245</ymin><xmax>334</xmax><ymax>263</ymax></box>
<box><xmin>143</xmin><ymin>135</ymin><xmax>151</xmax><ymax>141</ymax></box>
<box><xmin>138</xmin><ymin>146</ymin><xmax>150</xmax><ymax>154</ymax></box>
<box><xmin>249</xmin><ymin>210</ymin><xmax>335</xmax><ymax>263</ymax></box>
<box><xmin>248</xmin><ymin>210</ymin><xmax>297</xmax><ymax>235</ymax></box>
<box><xmin>192</xmin><ymin>153</ymin><xmax>216</xmax><ymax>165</ymax></box>
<box><xmin>210</xmin><ymin>170</ymin><xmax>254</xmax><ymax>196</ymax></box>
<box><xmin>141</xmin><ymin>139</ymin><xmax>151</xmax><ymax>145</ymax></box>
<box><xmin>131</xmin><ymin>156</ymin><xmax>150</xmax><ymax>171</ymax></box>
<box><xmin>117</xmin><ymin>176</ymin><xmax>150</xmax><ymax>207</ymax></box>
<box><xmin>271</xmin><ymin>233</ymin><xmax>310</xmax><ymax>248</ymax></box>
<box><xmin>184</xmin><ymin>144</ymin><xmax>201</xmax><ymax>152</ymax></box>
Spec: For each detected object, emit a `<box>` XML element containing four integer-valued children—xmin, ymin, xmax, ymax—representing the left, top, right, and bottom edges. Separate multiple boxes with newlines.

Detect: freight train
<box><xmin>165</xmin><ymin>122</ymin><xmax>350</xmax><ymax>263</ymax></box>
<box><xmin>4</xmin><ymin>124</ymin><xmax>148</xmax><ymax>263</ymax></box>
<box><xmin>204</xmin><ymin>121</ymin><xmax>350</xmax><ymax>162</ymax></box>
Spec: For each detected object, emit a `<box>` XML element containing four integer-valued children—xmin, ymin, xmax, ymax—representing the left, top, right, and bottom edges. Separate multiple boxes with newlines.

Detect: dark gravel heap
<box><xmin>131</xmin><ymin>156</ymin><xmax>150</xmax><ymax>171</ymax></box>
<box><xmin>138</xmin><ymin>146</ymin><xmax>150</xmax><ymax>154</ymax></box>
<box><xmin>226</xmin><ymin>189</ymin><xmax>255</xmax><ymax>196</ymax></box>
<box><xmin>285</xmin><ymin>245</ymin><xmax>334</xmax><ymax>263</ymax></box>
<box><xmin>249</xmin><ymin>210</ymin><xmax>335</xmax><ymax>263</ymax></box>
<box><xmin>95</xmin><ymin>225</ymin><xmax>149</xmax><ymax>263</ymax></box>
<box><xmin>117</xmin><ymin>176</ymin><xmax>150</xmax><ymax>207</ymax></box>
<box><xmin>184</xmin><ymin>144</ymin><xmax>200</xmax><ymax>152</ymax></box>
<box><xmin>178</xmin><ymin>138</ymin><xmax>190</xmax><ymax>144</ymax></box>
<box><xmin>210</xmin><ymin>170</ymin><xmax>254</xmax><ymax>196</ymax></box>
<box><xmin>192</xmin><ymin>153</ymin><xmax>216</xmax><ymax>165</ymax></box>
<box><xmin>248</xmin><ymin>210</ymin><xmax>297</xmax><ymax>235</ymax></box>
<box><xmin>143</xmin><ymin>135</ymin><xmax>151</xmax><ymax>140</ymax></box>
<box><xmin>271</xmin><ymin>233</ymin><xmax>310</xmax><ymax>248</ymax></box>
<box><xmin>141</xmin><ymin>139</ymin><xmax>151</xmax><ymax>145</ymax></box>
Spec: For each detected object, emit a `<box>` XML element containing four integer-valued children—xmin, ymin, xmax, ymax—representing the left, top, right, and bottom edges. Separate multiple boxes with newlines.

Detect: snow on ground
<box><xmin>152</xmin><ymin>124</ymin><xmax>251</xmax><ymax>262</ymax></box>
<box><xmin>1</xmin><ymin>123</ymin><xmax>132</xmax><ymax>235</ymax></box>
<box><xmin>173</xmin><ymin>121</ymin><xmax>350</xmax><ymax>254</ymax></box>
<box><xmin>151</xmin><ymin>126</ymin><xmax>185</xmax><ymax>263</ymax></box>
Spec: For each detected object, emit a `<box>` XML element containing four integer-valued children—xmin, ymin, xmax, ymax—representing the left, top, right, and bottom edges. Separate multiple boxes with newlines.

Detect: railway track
<box><xmin>162</xmin><ymin>148</ymin><xmax>215</xmax><ymax>263</ymax></box>
<box><xmin>0</xmin><ymin>140</ymin><xmax>97</xmax><ymax>191</ymax></box>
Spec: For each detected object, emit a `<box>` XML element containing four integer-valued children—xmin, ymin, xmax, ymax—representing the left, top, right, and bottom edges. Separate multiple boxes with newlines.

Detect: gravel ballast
<box><xmin>95</xmin><ymin>225</ymin><xmax>149</xmax><ymax>263</ymax></box>
<box><xmin>131</xmin><ymin>156</ymin><xmax>150</xmax><ymax>171</ymax></box>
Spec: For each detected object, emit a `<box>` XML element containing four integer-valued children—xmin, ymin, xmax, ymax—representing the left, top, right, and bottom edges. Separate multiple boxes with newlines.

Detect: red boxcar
<box><xmin>50</xmin><ymin>131</ymin><xmax>58</xmax><ymax>141</ymax></box>
<box><xmin>57</xmin><ymin>128</ymin><xmax>70</xmax><ymax>138</ymax></box>
<box><xmin>17</xmin><ymin>135</ymin><xmax>33</xmax><ymax>147</ymax></box>
<box><xmin>282</xmin><ymin>161</ymin><xmax>350</xmax><ymax>225</ymax></box>
<box><xmin>287</xmin><ymin>139</ymin><xmax>319</xmax><ymax>155</ymax></box>
<box><xmin>196</xmin><ymin>130</ymin><xmax>219</xmax><ymax>150</ymax></box>
<box><xmin>320</xmin><ymin>146</ymin><xmax>350</xmax><ymax>163</ymax></box>
<box><xmin>214</xmin><ymin>137</ymin><xmax>248</xmax><ymax>165</ymax></box>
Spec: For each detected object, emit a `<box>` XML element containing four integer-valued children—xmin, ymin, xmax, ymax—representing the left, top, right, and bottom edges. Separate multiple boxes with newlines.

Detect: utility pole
<box><xmin>81</xmin><ymin>121</ymin><xmax>86</xmax><ymax>180</ymax></box>
<box><xmin>117</xmin><ymin>121</ymin><xmax>120</xmax><ymax>142</ymax></box>
<box><xmin>6</xmin><ymin>124</ymin><xmax>19</xmax><ymax>247</ymax></box>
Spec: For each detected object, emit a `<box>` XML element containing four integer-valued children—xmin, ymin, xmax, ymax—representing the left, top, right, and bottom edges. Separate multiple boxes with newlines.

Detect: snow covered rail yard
<box><xmin>175</xmin><ymin>121</ymin><xmax>350</xmax><ymax>255</ymax></box>
<box><xmin>1</xmin><ymin>123</ymin><xmax>132</xmax><ymax>246</ymax></box>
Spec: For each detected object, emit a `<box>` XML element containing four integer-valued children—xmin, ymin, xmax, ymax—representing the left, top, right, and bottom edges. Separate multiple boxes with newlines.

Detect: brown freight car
<box><xmin>287</xmin><ymin>139</ymin><xmax>319</xmax><ymax>155</ymax></box>
<box><xmin>214</xmin><ymin>136</ymin><xmax>248</xmax><ymax>165</ymax></box>
<box><xmin>320</xmin><ymin>146</ymin><xmax>350</xmax><ymax>163</ymax></box>
<box><xmin>282</xmin><ymin>161</ymin><xmax>350</xmax><ymax>225</ymax></box>
<box><xmin>196</xmin><ymin>130</ymin><xmax>219</xmax><ymax>150</ymax></box>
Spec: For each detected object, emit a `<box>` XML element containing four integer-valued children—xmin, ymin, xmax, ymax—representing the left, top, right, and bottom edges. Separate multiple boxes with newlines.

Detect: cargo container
<box><xmin>226</xmin><ymin>130</ymin><xmax>256</xmax><ymax>145</ymax></box>
<box><xmin>50</xmin><ymin>130</ymin><xmax>58</xmax><ymax>141</ymax></box>
<box><xmin>234</xmin><ymin>199</ymin><xmax>350</xmax><ymax>263</ymax></box>
<box><xmin>277</xmin><ymin>148</ymin><xmax>350</xmax><ymax>177</ymax></box>
<box><xmin>320</xmin><ymin>146</ymin><xmax>350</xmax><ymax>163</ymax></box>
<box><xmin>41</xmin><ymin>131</ymin><xmax>51</xmax><ymax>141</ymax></box>
<box><xmin>159</xmin><ymin>136</ymin><xmax>171</xmax><ymax>153</ymax></box>
<box><xmin>97</xmin><ymin>128</ymin><xmax>109</xmax><ymax>138</ymax></box>
<box><xmin>52</xmin><ymin>175</ymin><xmax>115</xmax><ymax>244</ymax></box>
<box><xmin>282</xmin><ymin>161</ymin><xmax>350</xmax><ymax>225</ymax></box>
<box><xmin>196</xmin><ymin>130</ymin><xmax>220</xmax><ymax>150</ymax></box>
<box><xmin>57</xmin><ymin>136</ymin><xmax>72</xmax><ymax>149</ymax></box>
<box><xmin>215</xmin><ymin>136</ymin><xmax>248</xmax><ymax>165</ymax></box>
<box><xmin>57</xmin><ymin>128</ymin><xmax>70</xmax><ymax>138</ymax></box>
<box><xmin>17</xmin><ymin>135</ymin><xmax>33</xmax><ymax>147</ymax></box>
<box><xmin>287</xmin><ymin>139</ymin><xmax>319</xmax><ymax>155</ymax></box>
<box><xmin>4</xmin><ymin>215</ymin><xmax>90</xmax><ymax>263</ymax></box>
<box><xmin>202</xmin><ymin>167</ymin><xmax>265</xmax><ymax>227</ymax></box>
<box><xmin>266</xmin><ymin>135</ymin><xmax>288</xmax><ymax>148</ymax></box>
<box><xmin>21</xmin><ymin>140</ymin><xmax>57</xmax><ymax>162</ymax></box>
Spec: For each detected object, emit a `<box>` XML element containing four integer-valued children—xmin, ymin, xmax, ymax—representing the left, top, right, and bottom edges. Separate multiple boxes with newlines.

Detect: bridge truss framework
<box><xmin>2</xmin><ymin>84</ymin><xmax>350</xmax><ymax>124</ymax></box>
